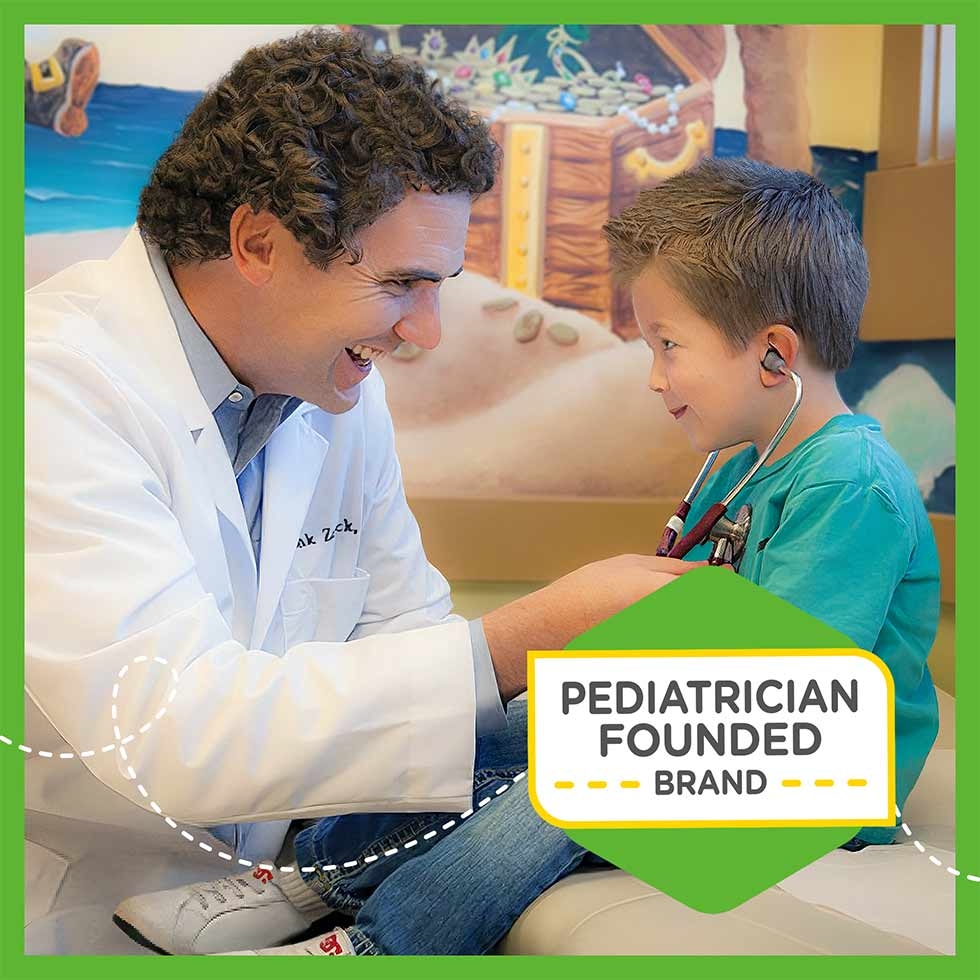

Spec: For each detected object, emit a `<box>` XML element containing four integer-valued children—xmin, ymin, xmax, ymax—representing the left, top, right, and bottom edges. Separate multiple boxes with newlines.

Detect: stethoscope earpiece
<box><xmin>762</xmin><ymin>347</ymin><xmax>787</xmax><ymax>374</ymax></box>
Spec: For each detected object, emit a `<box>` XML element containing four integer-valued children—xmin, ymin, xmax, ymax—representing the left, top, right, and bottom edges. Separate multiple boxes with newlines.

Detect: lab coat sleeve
<box><xmin>347</xmin><ymin>370</ymin><xmax>460</xmax><ymax>636</ymax></box>
<box><xmin>26</xmin><ymin>341</ymin><xmax>476</xmax><ymax>826</ymax></box>
<box><xmin>469</xmin><ymin>618</ymin><xmax>509</xmax><ymax>734</ymax></box>
<box><xmin>347</xmin><ymin>372</ymin><xmax>507</xmax><ymax>734</ymax></box>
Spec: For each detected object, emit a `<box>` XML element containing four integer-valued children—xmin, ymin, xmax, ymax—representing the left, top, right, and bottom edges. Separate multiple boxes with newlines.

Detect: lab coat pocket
<box><xmin>281</xmin><ymin>569</ymin><xmax>371</xmax><ymax>645</ymax></box>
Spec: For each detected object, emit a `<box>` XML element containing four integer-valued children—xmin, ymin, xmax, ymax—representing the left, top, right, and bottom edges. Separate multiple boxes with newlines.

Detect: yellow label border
<box><xmin>527</xmin><ymin>648</ymin><xmax>897</xmax><ymax>830</ymax></box>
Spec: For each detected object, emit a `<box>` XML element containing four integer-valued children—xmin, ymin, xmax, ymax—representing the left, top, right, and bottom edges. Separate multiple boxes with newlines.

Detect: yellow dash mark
<box><xmin>782</xmin><ymin>779</ymin><xmax>802</xmax><ymax>787</ymax></box>
<box><xmin>554</xmin><ymin>781</ymin><xmax>574</xmax><ymax>789</ymax></box>
<box><xmin>587</xmin><ymin>781</ymin><xmax>608</xmax><ymax>789</ymax></box>
<box><xmin>620</xmin><ymin>781</ymin><xmax>641</xmax><ymax>789</ymax></box>
<box><xmin>847</xmin><ymin>779</ymin><xmax>868</xmax><ymax>787</ymax></box>
<box><xmin>815</xmin><ymin>779</ymin><xmax>835</xmax><ymax>787</ymax></box>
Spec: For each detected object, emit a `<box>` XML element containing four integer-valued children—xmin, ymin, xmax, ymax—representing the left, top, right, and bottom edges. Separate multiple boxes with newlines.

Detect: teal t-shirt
<box><xmin>683</xmin><ymin>414</ymin><xmax>940</xmax><ymax>844</ymax></box>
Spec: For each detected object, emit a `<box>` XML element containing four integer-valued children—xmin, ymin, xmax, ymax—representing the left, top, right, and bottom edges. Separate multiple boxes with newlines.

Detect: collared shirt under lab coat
<box><xmin>25</xmin><ymin>225</ymin><xmax>501</xmax><ymax>866</ymax></box>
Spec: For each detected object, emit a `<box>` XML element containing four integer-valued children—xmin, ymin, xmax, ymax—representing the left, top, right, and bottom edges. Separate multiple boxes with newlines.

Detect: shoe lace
<box><xmin>194</xmin><ymin>875</ymin><xmax>263</xmax><ymax>910</ymax></box>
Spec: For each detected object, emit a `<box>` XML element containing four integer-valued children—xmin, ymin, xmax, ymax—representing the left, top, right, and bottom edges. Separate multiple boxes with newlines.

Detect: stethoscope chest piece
<box><xmin>707</xmin><ymin>503</ymin><xmax>752</xmax><ymax>569</ymax></box>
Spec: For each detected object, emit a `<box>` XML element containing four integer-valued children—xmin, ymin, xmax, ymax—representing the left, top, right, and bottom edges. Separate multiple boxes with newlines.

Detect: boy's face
<box><xmin>631</xmin><ymin>263</ymin><xmax>769</xmax><ymax>453</ymax></box>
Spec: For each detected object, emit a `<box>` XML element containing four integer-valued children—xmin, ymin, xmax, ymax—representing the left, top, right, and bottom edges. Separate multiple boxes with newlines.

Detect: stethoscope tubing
<box><xmin>655</xmin><ymin>451</ymin><xmax>719</xmax><ymax>556</ymax></box>
<box><xmin>721</xmin><ymin>369</ymin><xmax>803</xmax><ymax>507</ymax></box>
<box><xmin>661</xmin><ymin>367</ymin><xmax>804</xmax><ymax>560</ymax></box>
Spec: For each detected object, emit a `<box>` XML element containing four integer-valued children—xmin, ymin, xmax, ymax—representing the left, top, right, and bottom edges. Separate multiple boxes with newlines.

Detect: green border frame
<box><xmin>6</xmin><ymin>3</ymin><xmax>977</xmax><ymax>977</ymax></box>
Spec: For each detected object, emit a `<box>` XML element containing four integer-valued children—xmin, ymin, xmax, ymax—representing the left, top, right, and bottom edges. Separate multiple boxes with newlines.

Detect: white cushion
<box><xmin>499</xmin><ymin>690</ymin><xmax>957</xmax><ymax>956</ymax></box>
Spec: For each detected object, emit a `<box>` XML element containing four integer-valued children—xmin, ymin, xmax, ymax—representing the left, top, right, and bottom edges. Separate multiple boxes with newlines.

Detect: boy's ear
<box><xmin>758</xmin><ymin>325</ymin><xmax>799</xmax><ymax>388</ymax></box>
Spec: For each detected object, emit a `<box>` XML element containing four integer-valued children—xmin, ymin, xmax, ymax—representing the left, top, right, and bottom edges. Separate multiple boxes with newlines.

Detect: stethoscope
<box><xmin>655</xmin><ymin>347</ymin><xmax>803</xmax><ymax>569</ymax></box>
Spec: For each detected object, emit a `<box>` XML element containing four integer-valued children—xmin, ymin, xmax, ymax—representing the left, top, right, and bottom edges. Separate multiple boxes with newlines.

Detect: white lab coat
<box><xmin>25</xmin><ymin>227</ymin><xmax>477</xmax><ymax>879</ymax></box>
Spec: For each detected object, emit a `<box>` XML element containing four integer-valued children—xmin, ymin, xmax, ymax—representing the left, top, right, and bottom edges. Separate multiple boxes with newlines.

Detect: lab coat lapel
<box><xmin>96</xmin><ymin>227</ymin><xmax>257</xmax><ymax>601</ymax></box>
<box><xmin>250</xmin><ymin>409</ymin><xmax>330</xmax><ymax>648</ymax></box>
<box><xmin>192</xmin><ymin>419</ymin><xmax>258</xmax><ymax>597</ymax></box>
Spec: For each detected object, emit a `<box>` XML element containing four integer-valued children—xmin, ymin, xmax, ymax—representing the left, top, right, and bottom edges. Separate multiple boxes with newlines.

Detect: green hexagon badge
<box><xmin>528</xmin><ymin>568</ymin><xmax>896</xmax><ymax>913</ymax></box>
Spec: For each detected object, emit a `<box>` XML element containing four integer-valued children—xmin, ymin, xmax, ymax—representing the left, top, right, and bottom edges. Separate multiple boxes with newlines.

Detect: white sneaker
<box><xmin>216</xmin><ymin>927</ymin><xmax>356</xmax><ymax>956</ymax></box>
<box><xmin>113</xmin><ymin>865</ymin><xmax>328</xmax><ymax>955</ymax></box>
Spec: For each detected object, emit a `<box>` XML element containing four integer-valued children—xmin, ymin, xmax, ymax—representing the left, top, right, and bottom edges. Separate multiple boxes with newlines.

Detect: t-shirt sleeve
<box><xmin>754</xmin><ymin>481</ymin><xmax>913</xmax><ymax>651</ymax></box>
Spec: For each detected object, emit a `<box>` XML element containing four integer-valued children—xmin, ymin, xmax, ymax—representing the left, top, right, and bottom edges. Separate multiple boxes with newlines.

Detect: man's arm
<box><xmin>483</xmin><ymin>554</ymin><xmax>701</xmax><ymax>700</ymax></box>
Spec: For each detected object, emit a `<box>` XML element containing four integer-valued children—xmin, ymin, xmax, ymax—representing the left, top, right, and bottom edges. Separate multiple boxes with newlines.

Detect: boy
<box><xmin>603</xmin><ymin>156</ymin><xmax>940</xmax><ymax>846</ymax></box>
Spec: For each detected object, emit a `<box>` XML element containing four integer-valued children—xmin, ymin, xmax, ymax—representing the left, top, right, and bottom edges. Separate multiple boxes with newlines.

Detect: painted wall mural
<box><xmin>25</xmin><ymin>24</ymin><xmax>954</xmax><ymax>513</ymax></box>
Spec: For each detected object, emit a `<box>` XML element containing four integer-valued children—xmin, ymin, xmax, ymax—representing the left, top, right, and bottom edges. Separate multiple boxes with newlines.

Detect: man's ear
<box><xmin>758</xmin><ymin>324</ymin><xmax>800</xmax><ymax>388</ymax></box>
<box><xmin>228</xmin><ymin>205</ymin><xmax>280</xmax><ymax>286</ymax></box>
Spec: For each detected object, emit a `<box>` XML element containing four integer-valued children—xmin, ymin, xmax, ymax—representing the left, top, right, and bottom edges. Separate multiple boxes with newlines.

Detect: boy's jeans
<box><xmin>292</xmin><ymin>698</ymin><xmax>608</xmax><ymax>954</ymax></box>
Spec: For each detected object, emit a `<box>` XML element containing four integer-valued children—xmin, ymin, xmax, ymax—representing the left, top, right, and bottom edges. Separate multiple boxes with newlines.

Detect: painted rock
<box><xmin>547</xmin><ymin>321</ymin><xmax>580</xmax><ymax>346</ymax></box>
<box><xmin>483</xmin><ymin>297</ymin><xmax>520</xmax><ymax>313</ymax></box>
<box><xmin>514</xmin><ymin>310</ymin><xmax>544</xmax><ymax>343</ymax></box>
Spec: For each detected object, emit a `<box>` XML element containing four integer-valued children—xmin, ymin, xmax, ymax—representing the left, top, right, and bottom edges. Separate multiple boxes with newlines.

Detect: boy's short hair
<box><xmin>603</xmin><ymin>157</ymin><xmax>869</xmax><ymax>371</ymax></box>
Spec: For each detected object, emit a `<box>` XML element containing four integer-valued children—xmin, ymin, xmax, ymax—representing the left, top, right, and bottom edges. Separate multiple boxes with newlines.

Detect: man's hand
<box><xmin>483</xmin><ymin>555</ymin><xmax>707</xmax><ymax>702</ymax></box>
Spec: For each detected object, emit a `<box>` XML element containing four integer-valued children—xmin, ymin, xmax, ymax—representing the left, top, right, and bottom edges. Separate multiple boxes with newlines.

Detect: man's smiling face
<box><xmin>242</xmin><ymin>190</ymin><xmax>471</xmax><ymax>413</ymax></box>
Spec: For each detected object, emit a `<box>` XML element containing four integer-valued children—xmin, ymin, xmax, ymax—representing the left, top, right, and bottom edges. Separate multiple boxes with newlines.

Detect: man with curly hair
<box><xmin>27</xmin><ymin>28</ymin><xmax>696</xmax><ymax>956</ymax></box>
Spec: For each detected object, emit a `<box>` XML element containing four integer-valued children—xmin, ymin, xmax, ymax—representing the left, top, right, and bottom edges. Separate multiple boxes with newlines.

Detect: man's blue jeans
<box><xmin>292</xmin><ymin>698</ymin><xmax>606</xmax><ymax>954</ymax></box>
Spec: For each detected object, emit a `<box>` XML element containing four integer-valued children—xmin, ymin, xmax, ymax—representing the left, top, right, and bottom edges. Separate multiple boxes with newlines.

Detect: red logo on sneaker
<box><xmin>319</xmin><ymin>934</ymin><xmax>345</xmax><ymax>955</ymax></box>
<box><xmin>252</xmin><ymin>868</ymin><xmax>274</xmax><ymax>884</ymax></box>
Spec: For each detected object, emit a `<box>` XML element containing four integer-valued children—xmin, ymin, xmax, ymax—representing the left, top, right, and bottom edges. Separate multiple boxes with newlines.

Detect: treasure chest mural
<box><xmin>25</xmin><ymin>24</ymin><xmax>954</xmax><ymax>519</ymax></box>
<box><xmin>349</xmin><ymin>25</ymin><xmax>715</xmax><ymax>339</ymax></box>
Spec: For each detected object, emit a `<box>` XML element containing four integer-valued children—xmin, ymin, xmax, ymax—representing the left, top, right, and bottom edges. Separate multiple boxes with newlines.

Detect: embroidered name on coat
<box><xmin>297</xmin><ymin>519</ymin><xmax>358</xmax><ymax>548</ymax></box>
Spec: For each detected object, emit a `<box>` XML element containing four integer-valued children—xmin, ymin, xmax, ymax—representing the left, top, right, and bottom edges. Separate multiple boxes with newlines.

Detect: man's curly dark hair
<box><xmin>137</xmin><ymin>28</ymin><xmax>499</xmax><ymax>268</ymax></box>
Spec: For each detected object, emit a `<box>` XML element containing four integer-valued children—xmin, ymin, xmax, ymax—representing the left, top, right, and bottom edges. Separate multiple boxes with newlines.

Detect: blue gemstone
<box><xmin>559</xmin><ymin>91</ymin><xmax>577</xmax><ymax>111</ymax></box>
